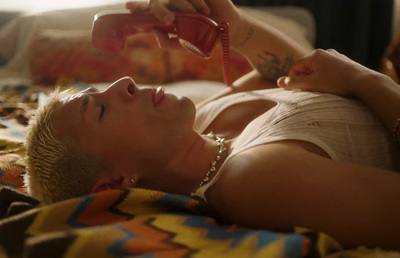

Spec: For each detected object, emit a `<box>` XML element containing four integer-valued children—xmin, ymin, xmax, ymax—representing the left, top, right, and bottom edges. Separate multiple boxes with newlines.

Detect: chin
<box><xmin>177</xmin><ymin>96</ymin><xmax>196</xmax><ymax>125</ymax></box>
<box><xmin>176</xmin><ymin>95</ymin><xmax>194</xmax><ymax>110</ymax></box>
<box><xmin>161</xmin><ymin>94</ymin><xmax>196</xmax><ymax>125</ymax></box>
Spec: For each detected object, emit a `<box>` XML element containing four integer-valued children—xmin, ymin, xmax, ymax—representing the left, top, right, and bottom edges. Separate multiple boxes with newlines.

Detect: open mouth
<box><xmin>153</xmin><ymin>86</ymin><xmax>165</xmax><ymax>106</ymax></box>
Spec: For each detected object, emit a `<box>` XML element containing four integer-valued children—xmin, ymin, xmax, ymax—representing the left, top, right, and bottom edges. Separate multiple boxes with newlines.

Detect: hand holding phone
<box><xmin>92</xmin><ymin>10</ymin><xmax>231</xmax><ymax>85</ymax></box>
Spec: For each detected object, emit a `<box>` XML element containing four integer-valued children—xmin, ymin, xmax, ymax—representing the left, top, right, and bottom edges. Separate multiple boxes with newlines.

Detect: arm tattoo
<box><xmin>256</xmin><ymin>51</ymin><xmax>294</xmax><ymax>80</ymax></box>
<box><xmin>238</xmin><ymin>26</ymin><xmax>255</xmax><ymax>47</ymax></box>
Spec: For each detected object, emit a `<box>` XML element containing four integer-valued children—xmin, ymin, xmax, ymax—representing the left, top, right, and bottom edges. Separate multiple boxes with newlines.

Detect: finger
<box><xmin>125</xmin><ymin>1</ymin><xmax>149</xmax><ymax>14</ymax></box>
<box><xmin>326</xmin><ymin>48</ymin><xmax>351</xmax><ymax>61</ymax></box>
<box><xmin>169</xmin><ymin>0</ymin><xmax>197</xmax><ymax>13</ymax></box>
<box><xmin>149</xmin><ymin>1</ymin><xmax>176</xmax><ymax>24</ymax></box>
<box><xmin>153</xmin><ymin>28</ymin><xmax>184</xmax><ymax>50</ymax></box>
<box><xmin>286</xmin><ymin>50</ymin><xmax>319</xmax><ymax>77</ymax></box>
<box><xmin>277</xmin><ymin>76</ymin><xmax>291</xmax><ymax>88</ymax></box>
<box><xmin>277</xmin><ymin>75</ymin><xmax>315</xmax><ymax>92</ymax></box>
<box><xmin>287</xmin><ymin>57</ymin><xmax>314</xmax><ymax>78</ymax></box>
<box><xmin>326</xmin><ymin>48</ymin><xmax>339</xmax><ymax>55</ymax></box>
<box><xmin>184</xmin><ymin>0</ymin><xmax>210</xmax><ymax>15</ymax></box>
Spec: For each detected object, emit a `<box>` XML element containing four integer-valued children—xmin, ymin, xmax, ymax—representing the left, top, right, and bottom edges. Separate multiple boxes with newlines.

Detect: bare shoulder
<box><xmin>207</xmin><ymin>142</ymin><xmax>316</xmax><ymax>229</ymax></box>
<box><xmin>206</xmin><ymin>141</ymin><xmax>400</xmax><ymax>242</ymax></box>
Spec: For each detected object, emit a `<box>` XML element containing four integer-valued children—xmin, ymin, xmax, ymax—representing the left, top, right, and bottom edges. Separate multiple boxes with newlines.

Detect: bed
<box><xmin>0</xmin><ymin>1</ymin><xmax>399</xmax><ymax>257</ymax></box>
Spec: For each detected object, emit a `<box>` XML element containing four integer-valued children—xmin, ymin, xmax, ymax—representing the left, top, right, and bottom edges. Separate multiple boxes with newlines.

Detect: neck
<box><xmin>160</xmin><ymin>131</ymin><xmax>229</xmax><ymax>196</ymax></box>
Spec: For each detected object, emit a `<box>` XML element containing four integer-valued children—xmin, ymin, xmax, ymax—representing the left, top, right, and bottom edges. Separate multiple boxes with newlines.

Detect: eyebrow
<box><xmin>80</xmin><ymin>87</ymin><xmax>99</xmax><ymax>123</ymax></box>
<box><xmin>80</xmin><ymin>94</ymin><xmax>90</xmax><ymax>123</ymax></box>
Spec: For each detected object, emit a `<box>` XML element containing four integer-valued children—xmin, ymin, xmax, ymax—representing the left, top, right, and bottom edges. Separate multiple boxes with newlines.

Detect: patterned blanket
<box><xmin>0</xmin><ymin>82</ymin><xmax>398</xmax><ymax>258</ymax></box>
<box><xmin>0</xmin><ymin>137</ymin><xmax>330</xmax><ymax>258</ymax></box>
<box><xmin>0</xmin><ymin>187</ymin><xmax>319</xmax><ymax>257</ymax></box>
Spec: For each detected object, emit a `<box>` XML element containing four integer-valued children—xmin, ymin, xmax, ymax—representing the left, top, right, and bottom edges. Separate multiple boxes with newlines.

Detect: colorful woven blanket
<box><xmin>1</xmin><ymin>187</ymin><xmax>319</xmax><ymax>257</ymax></box>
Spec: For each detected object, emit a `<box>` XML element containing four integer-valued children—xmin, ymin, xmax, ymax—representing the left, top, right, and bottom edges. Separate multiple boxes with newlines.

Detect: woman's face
<box><xmin>53</xmin><ymin>77</ymin><xmax>196</xmax><ymax>178</ymax></box>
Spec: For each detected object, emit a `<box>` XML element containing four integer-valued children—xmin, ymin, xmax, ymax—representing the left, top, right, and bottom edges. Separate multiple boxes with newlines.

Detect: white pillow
<box><xmin>240</xmin><ymin>6</ymin><xmax>315</xmax><ymax>50</ymax></box>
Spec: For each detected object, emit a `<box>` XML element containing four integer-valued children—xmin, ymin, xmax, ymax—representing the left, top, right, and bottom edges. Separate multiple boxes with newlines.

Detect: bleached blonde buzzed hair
<box><xmin>24</xmin><ymin>88</ymin><xmax>102</xmax><ymax>204</ymax></box>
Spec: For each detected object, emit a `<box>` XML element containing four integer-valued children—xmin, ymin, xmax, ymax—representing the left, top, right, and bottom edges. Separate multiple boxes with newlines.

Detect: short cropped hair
<box><xmin>24</xmin><ymin>88</ymin><xmax>102</xmax><ymax>204</ymax></box>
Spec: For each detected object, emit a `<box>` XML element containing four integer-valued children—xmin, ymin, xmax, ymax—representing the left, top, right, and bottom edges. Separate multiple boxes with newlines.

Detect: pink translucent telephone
<box><xmin>92</xmin><ymin>10</ymin><xmax>231</xmax><ymax>85</ymax></box>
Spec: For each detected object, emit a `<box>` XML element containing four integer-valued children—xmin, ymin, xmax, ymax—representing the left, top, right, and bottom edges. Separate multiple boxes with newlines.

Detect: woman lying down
<box><xmin>24</xmin><ymin>0</ymin><xmax>400</xmax><ymax>252</ymax></box>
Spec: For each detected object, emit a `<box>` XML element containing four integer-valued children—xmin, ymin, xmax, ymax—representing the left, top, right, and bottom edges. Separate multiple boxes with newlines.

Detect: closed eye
<box><xmin>99</xmin><ymin>104</ymin><xmax>105</xmax><ymax>121</ymax></box>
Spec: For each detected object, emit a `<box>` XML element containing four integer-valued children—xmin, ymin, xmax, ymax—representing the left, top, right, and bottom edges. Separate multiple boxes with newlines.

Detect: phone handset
<box><xmin>92</xmin><ymin>10</ymin><xmax>231</xmax><ymax>86</ymax></box>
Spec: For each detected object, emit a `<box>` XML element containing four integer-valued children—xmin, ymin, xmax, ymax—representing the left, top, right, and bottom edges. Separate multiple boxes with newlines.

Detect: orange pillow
<box><xmin>29</xmin><ymin>30</ymin><xmax>168</xmax><ymax>85</ymax></box>
<box><xmin>29</xmin><ymin>30</ymin><xmax>251</xmax><ymax>85</ymax></box>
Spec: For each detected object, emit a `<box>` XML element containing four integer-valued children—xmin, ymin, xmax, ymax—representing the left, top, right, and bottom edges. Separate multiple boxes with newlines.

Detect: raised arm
<box><xmin>229</xmin><ymin>8</ymin><xmax>308</xmax><ymax>82</ymax></box>
<box><xmin>126</xmin><ymin>0</ymin><xmax>309</xmax><ymax>84</ymax></box>
<box><xmin>277</xmin><ymin>49</ymin><xmax>400</xmax><ymax>145</ymax></box>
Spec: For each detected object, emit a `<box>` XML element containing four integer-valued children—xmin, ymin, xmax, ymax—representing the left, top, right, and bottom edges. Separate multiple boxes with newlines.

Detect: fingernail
<box><xmin>284</xmin><ymin>76</ymin><xmax>291</xmax><ymax>86</ymax></box>
<box><xmin>163</xmin><ymin>13</ymin><xmax>174</xmax><ymax>24</ymax></box>
<box><xmin>202</xmin><ymin>7</ymin><xmax>210</xmax><ymax>15</ymax></box>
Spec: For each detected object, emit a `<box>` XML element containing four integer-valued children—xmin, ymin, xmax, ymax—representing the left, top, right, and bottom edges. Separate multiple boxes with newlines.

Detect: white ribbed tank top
<box><xmin>194</xmin><ymin>88</ymin><xmax>399</xmax><ymax>201</ymax></box>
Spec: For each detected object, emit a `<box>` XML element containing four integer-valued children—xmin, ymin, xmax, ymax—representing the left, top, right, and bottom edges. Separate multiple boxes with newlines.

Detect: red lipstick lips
<box><xmin>153</xmin><ymin>86</ymin><xmax>165</xmax><ymax>106</ymax></box>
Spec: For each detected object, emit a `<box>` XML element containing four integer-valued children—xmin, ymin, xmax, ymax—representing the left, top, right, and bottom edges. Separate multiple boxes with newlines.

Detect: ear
<box><xmin>90</xmin><ymin>176</ymin><xmax>137</xmax><ymax>194</ymax></box>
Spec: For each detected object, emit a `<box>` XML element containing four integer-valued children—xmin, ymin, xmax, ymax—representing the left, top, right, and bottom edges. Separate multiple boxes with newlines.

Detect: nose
<box><xmin>104</xmin><ymin>77</ymin><xmax>137</xmax><ymax>99</ymax></box>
